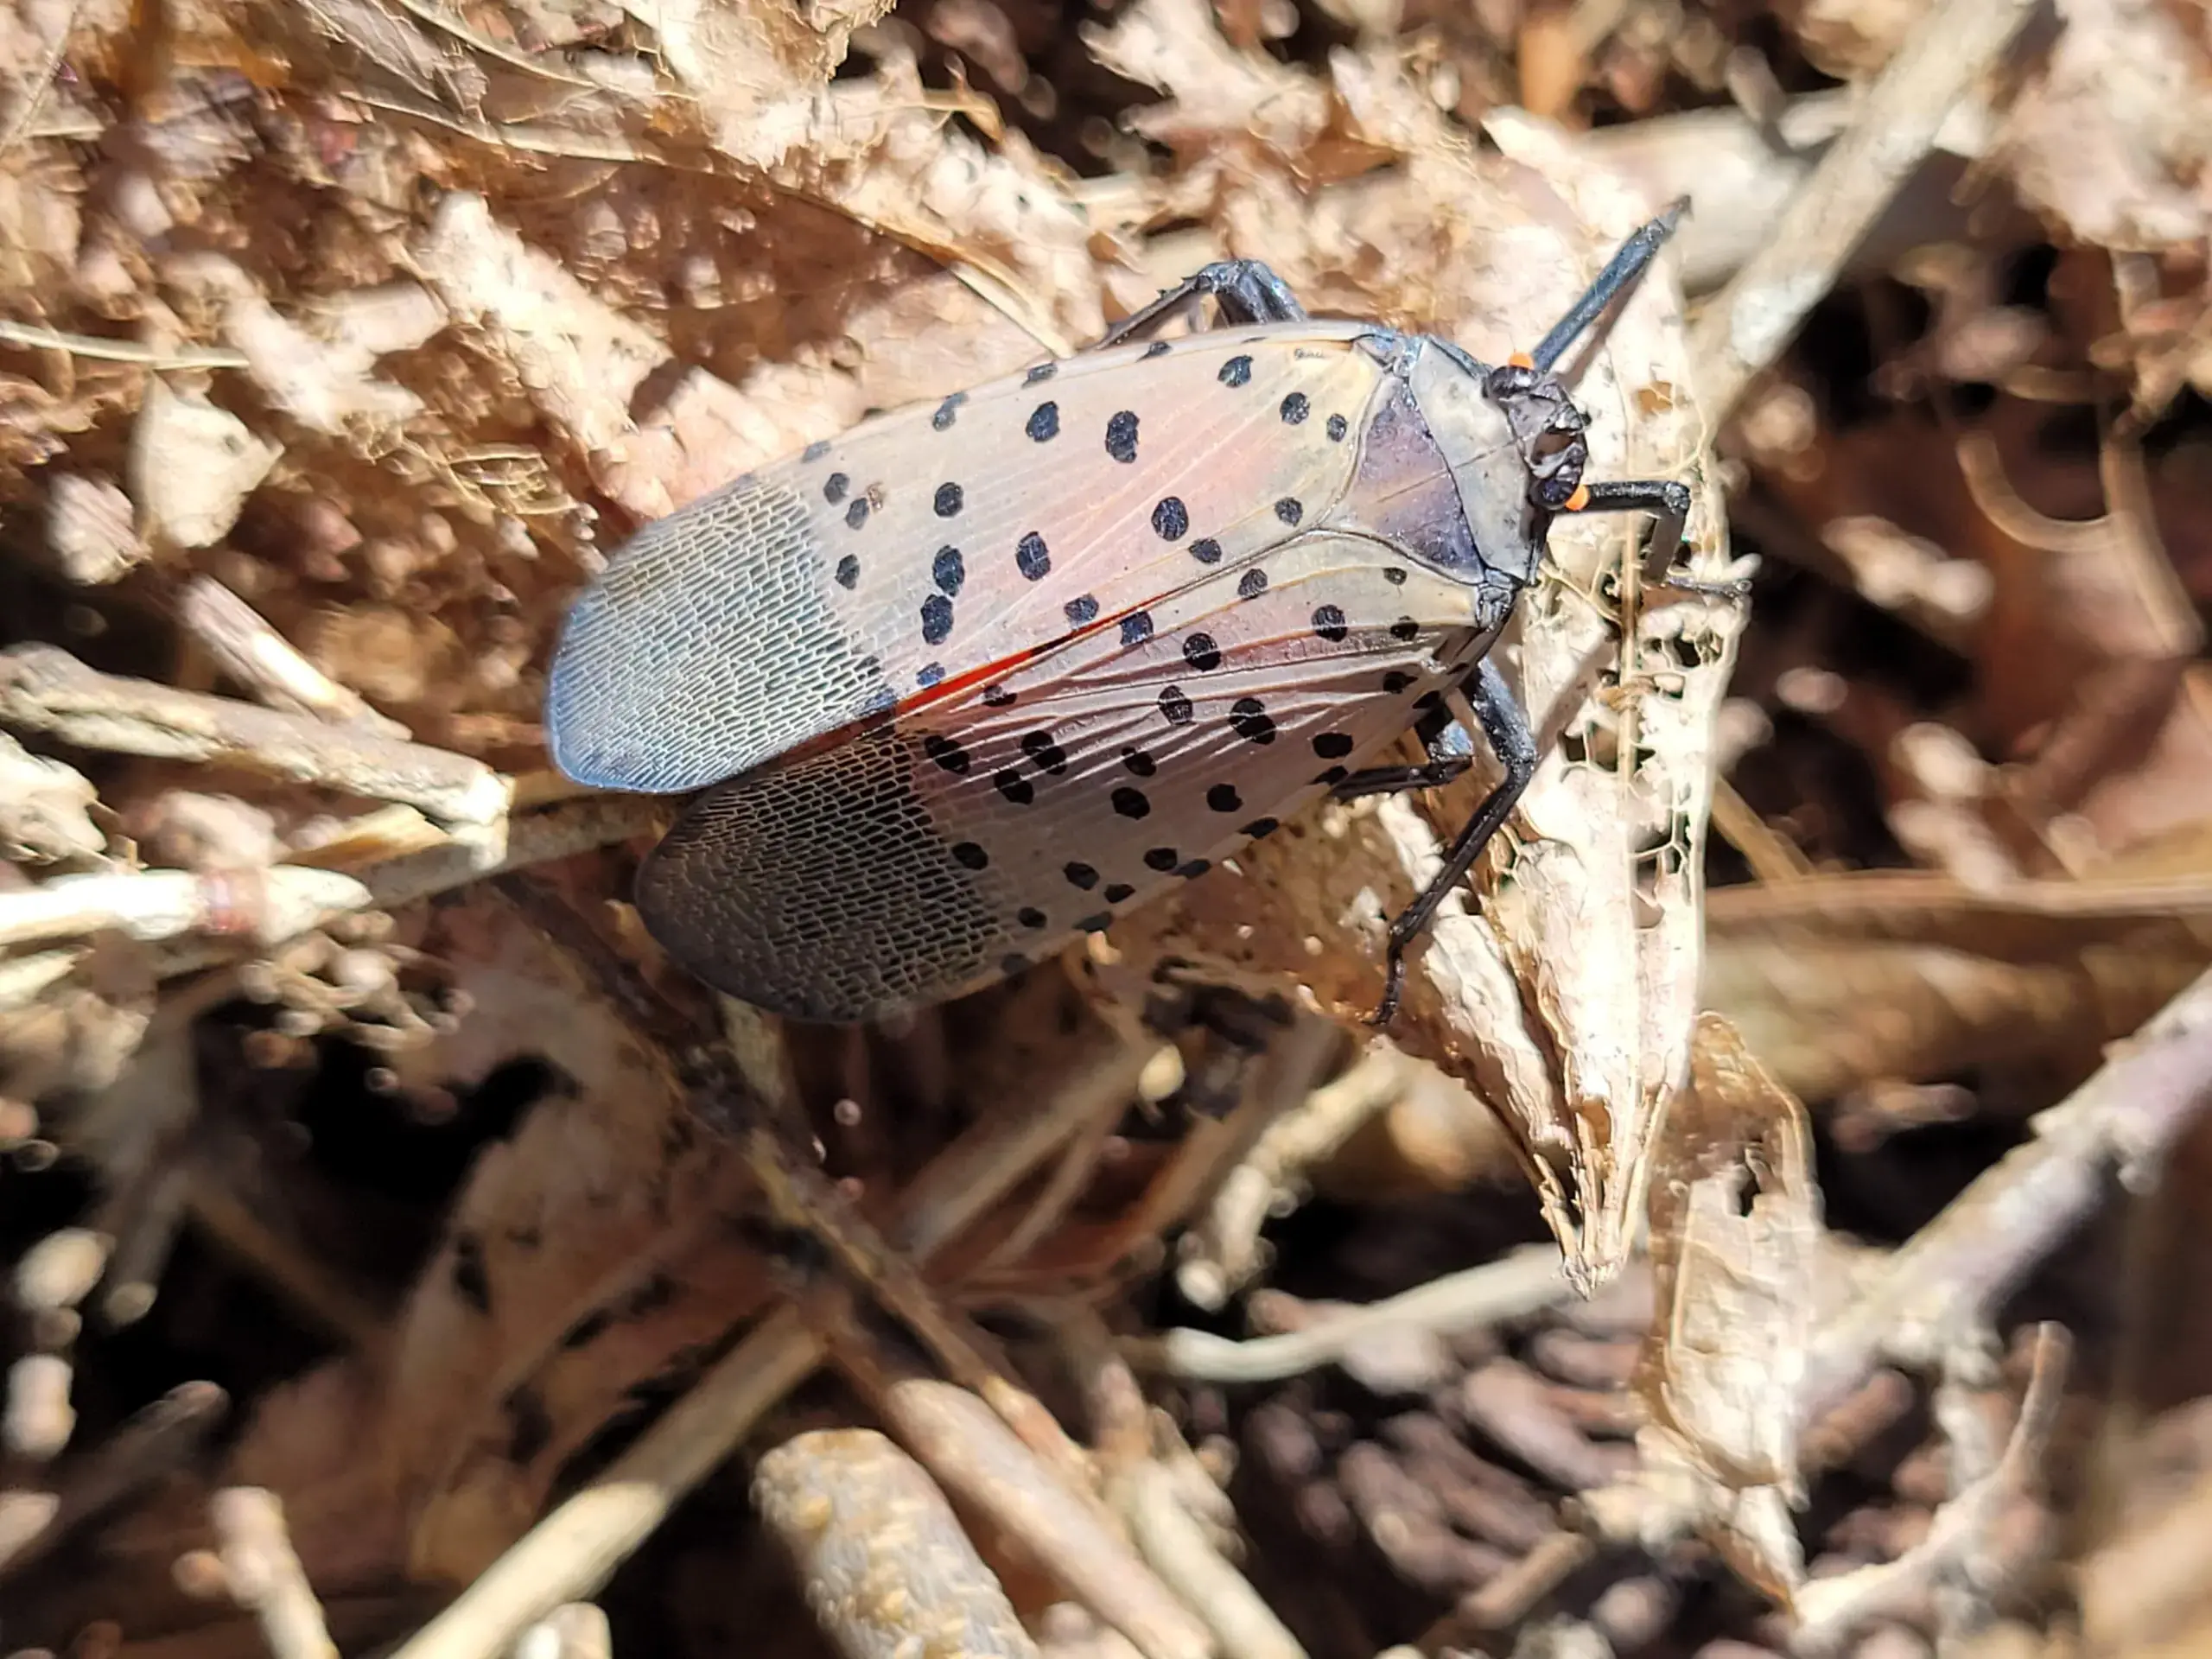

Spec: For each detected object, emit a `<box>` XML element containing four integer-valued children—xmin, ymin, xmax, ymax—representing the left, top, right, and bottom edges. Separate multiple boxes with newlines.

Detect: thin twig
<box><xmin>1141</xmin><ymin>1246</ymin><xmax>1571</xmax><ymax>1384</ymax></box>
<box><xmin>0</xmin><ymin>0</ymin><xmax>82</xmax><ymax>157</ymax></box>
<box><xmin>126</xmin><ymin>795</ymin><xmax>666</xmax><ymax>989</ymax></box>
<box><xmin>0</xmin><ymin>645</ymin><xmax>509</xmax><ymax>828</ymax></box>
<box><xmin>1686</xmin><ymin>0</ymin><xmax>2042</xmax><ymax>416</ymax></box>
<box><xmin>1182</xmin><ymin>1043</ymin><xmax>1408</xmax><ymax>1299</ymax></box>
<box><xmin>1796</xmin><ymin>965</ymin><xmax>2212</xmax><ymax>1432</ymax></box>
<box><xmin>1580</xmin><ymin>88</ymin><xmax>1996</xmax><ymax>295</ymax></box>
<box><xmin>213</xmin><ymin>1488</ymin><xmax>340</xmax><ymax>1659</ymax></box>
<box><xmin>176</xmin><ymin>577</ymin><xmax>411</xmax><ymax>736</ymax></box>
<box><xmin>843</xmin><ymin>1366</ymin><xmax>1211</xmax><ymax>1659</ymax></box>
<box><xmin>0</xmin><ymin>318</ymin><xmax>251</xmax><ymax>370</ymax></box>
<box><xmin>0</xmin><ymin>868</ymin><xmax>370</xmax><ymax>950</ymax></box>
<box><xmin>1122</xmin><ymin>1459</ymin><xmax>1307</xmax><ymax>1659</ymax></box>
<box><xmin>1791</xmin><ymin>1327</ymin><xmax>2071</xmax><ymax>1652</ymax></box>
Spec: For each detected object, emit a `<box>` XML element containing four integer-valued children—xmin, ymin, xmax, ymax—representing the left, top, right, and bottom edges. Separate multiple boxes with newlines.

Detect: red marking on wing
<box><xmin>894</xmin><ymin>597</ymin><xmax>1160</xmax><ymax>719</ymax></box>
<box><xmin>772</xmin><ymin>601</ymin><xmax>1155</xmax><ymax>772</ymax></box>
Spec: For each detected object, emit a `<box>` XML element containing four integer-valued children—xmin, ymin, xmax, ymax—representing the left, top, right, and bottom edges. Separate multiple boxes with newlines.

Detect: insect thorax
<box><xmin>1330</xmin><ymin>333</ymin><xmax>1545</xmax><ymax>627</ymax></box>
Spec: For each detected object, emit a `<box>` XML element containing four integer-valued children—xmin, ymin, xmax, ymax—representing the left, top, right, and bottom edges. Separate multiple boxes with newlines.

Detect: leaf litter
<box><xmin>2</xmin><ymin>0</ymin><xmax>2212</xmax><ymax>1655</ymax></box>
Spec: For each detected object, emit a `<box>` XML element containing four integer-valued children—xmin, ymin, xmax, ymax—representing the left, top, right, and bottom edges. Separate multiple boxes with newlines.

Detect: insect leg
<box><xmin>1370</xmin><ymin>657</ymin><xmax>1538</xmax><ymax>1027</ymax></box>
<box><xmin>1570</xmin><ymin>478</ymin><xmax>1750</xmax><ymax>598</ymax></box>
<box><xmin>1098</xmin><ymin>261</ymin><xmax>1310</xmax><ymax>349</ymax></box>
<box><xmin>1332</xmin><ymin>721</ymin><xmax>1475</xmax><ymax>800</ymax></box>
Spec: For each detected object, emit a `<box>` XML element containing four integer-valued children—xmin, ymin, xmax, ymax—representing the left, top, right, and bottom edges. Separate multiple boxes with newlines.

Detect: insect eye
<box><xmin>1529</xmin><ymin>427</ymin><xmax>1578</xmax><ymax>466</ymax></box>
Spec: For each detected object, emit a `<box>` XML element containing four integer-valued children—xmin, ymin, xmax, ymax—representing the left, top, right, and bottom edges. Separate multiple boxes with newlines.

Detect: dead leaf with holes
<box><xmin>1090</xmin><ymin>72</ymin><xmax>1745</xmax><ymax>1292</ymax></box>
<box><xmin>1580</xmin><ymin>1012</ymin><xmax>1828</xmax><ymax>1604</ymax></box>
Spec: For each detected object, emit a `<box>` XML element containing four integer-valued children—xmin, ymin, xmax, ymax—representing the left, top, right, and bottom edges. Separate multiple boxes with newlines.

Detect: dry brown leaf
<box><xmin>1706</xmin><ymin>865</ymin><xmax>2212</xmax><ymax>1103</ymax></box>
<box><xmin>1580</xmin><ymin>1013</ymin><xmax>1829</xmax><ymax>1605</ymax></box>
<box><xmin>212</xmin><ymin>887</ymin><xmax>756</xmax><ymax>1587</ymax></box>
<box><xmin>1995</xmin><ymin>0</ymin><xmax>2212</xmax><ymax>254</ymax></box>
<box><xmin>1640</xmin><ymin>1013</ymin><xmax>1824</xmax><ymax>1495</ymax></box>
<box><xmin>0</xmin><ymin>734</ymin><xmax>105</xmax><ymax>867</ymax></box>
<box><xmin>622</xmin><ymin>0</ymin><xmax>901</xmax><ymax>171</ymax></box>
<box><xmin>129</xmin><ymin>378</ymin><xmax>284</xmax><ymax>550</ymax></box>
<box><xmin>185</xmin><ymin>261</ymin><xmax>445</xmax><ymax>436</ymax></box>
<box><xmin>1084</xmin><ymin>0</ymin><xmax>1332</xmax><ymax>166</ymax></box>
<box><xmin>1089</xmin><ymin>86</ymin><xmax>1741</xmax><ymax>1290</ymax></box>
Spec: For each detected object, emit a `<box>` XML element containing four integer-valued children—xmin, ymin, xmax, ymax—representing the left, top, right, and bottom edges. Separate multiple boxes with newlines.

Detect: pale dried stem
<box><xmin>176</xmin><ymin>577</ymin><xmax>410</xmax><ymax>736</ymax></box>
<box><xmin>1182</xmin><ymin>1043</ymin><xmax>1406</xmax><ymax>1300</ymax></box>
<box><xmin>212</xmin><ymin>1487</ymin><xmax>339</xmax><ymax>1659</ymax></box>
<box><xmin>141</xmin><ymin>796</ymin><xmax>668</xmax><ymax>986</ymax></box>
<box><xmin>1686</xmin><ymin>0</ymin><xmax>2043</xmax><ymax>417</ymax></box>
<box><xmin>1121</xmin><ymin>1459</ymin><xmax>1306</xmax><ymax>1659</ymax></box>
<box><xmin>1142</xmin><ymin>1245</ymin><xmax>1571</xmax><ymax>1385</ymax></box>
<box><xmin>753</xmin><ymin>1430</ymin><xmax>1041</xmax><ymax>1659</ymax></box>
<box><xmin>0</xmin><ymin>319</ymin><xmax>249</xmax><ymax>369</ymax></box>
<box><xmin>1063</xmin><ymin>1306</ymin><xmax>1156</xmax><ymax>1461</ymax></box>
<box><xmin>385</xmin><ymin>1035</ymin><xmax>1154</xmax><ymax>1659</ymax></box>
<box><xmin>967</xmin><ymin>1095</ymin><xmax>1128</xmax><ymax>1279</ymax></box>
<box><xmin>0</xmin><ymin>868</ymin><xmax>370</xmax><ymax>950</ymax></box>
<box><xmin>354</xmin><ymin>796</ymin><xmax>664</xmax><ymax>910</ymax></box>
<box><xmin>0</xmin><ymin>0</ymin><xmax>81</xmax><ymax>157</ymax></box>
<box><xmin>739</xmin><ymin>1120</ymin><xmax>1097</xmax><ymax>1491</ymax></box>
<box><xmin>1161</xmin><ymin>1015</ymin><xmax>1343</xmax><ymax>1312</ymax></box>
<box><xmin>1513</xmin><ymin>971</ymin><xmax>2212</xmax><ymax>1624</ymax></box>
<box><xmin>1790</xmin><ymin>1326</ymin><xmax>2071</xmax><ymax>1653</ymax></box>
<box><xmin>512</xmin><ymin>1605</ymin><xmax>612</xmax><ymax>1659</ymax></box>
<box><xmin>0</xmin><ymin>645</ymin><xmax>508</xmax><ymax>827</ymax></box>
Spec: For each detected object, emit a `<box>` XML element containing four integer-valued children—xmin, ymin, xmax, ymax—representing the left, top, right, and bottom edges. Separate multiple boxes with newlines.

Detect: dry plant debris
<box><xmin>3</xmin><ymin>0</ymin><xmax>2212</xmax><ymax>1656</ymax></box>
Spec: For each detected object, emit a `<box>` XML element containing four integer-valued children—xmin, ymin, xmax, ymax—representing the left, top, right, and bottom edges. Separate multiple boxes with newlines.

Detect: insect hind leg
<box><xmin>1098</xmin><ymin>261</ymin><xmax>1309</xmax><ymax>349</ymax></box>
<box><xmin>1331</xmin><ymin>718</ymin><xmax>1476</xmax><ymax>800</ymax></box>
<box><xmin>1370</xmin><ymin>657</ymin><xmax>1538</xmax><ymax>1027</ymax></box>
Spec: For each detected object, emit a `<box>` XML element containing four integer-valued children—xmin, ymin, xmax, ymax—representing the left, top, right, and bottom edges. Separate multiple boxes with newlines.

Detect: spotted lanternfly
<box><xmin>548</xmin><ymin>203</ymin><xmax>1714</xmax><ymax>1026</ymax></box>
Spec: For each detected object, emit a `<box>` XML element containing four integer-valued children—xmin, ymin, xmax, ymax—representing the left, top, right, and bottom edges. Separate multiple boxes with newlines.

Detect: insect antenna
<box><xmin>1527</xmin><ymin>198</ymin><xmax>1691</xmax><ymax>375</ymax></box>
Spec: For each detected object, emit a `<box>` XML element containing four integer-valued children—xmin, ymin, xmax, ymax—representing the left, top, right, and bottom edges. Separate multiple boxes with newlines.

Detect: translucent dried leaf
<box><xmin>1638</xmin><ymin>1011</ymin><xmax>1822</xmax><ymax>1494</ymax></box>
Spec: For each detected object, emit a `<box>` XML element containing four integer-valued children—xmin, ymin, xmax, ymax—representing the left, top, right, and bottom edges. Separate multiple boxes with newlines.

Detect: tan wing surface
<box><xmin>546</xmin><ymin>323</ymin><xmax>1394</xmax><ymax>793</ymax></box>
<box><xmin>634</xmin><ymin>533</ymin><xmax>1495</xmax><ymax>1020</ymax></box>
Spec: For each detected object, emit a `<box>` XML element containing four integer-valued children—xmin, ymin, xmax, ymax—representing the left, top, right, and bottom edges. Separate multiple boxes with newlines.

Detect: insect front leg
<box><xmin>1098</xmin><ymin>261</ymin><xmax>1310</xmax><ymax>349</ymax></box>
<box><xmin>1370</xmin><ymin>656</ymin><xmax>1538</xmax><ymax>1027</ymax></box>
<box><xmin>1571</xmin><ymin>478</ymin><xmax>1750</xmax><ymax>598</ymax></box>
